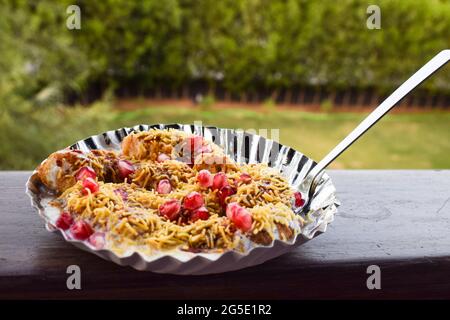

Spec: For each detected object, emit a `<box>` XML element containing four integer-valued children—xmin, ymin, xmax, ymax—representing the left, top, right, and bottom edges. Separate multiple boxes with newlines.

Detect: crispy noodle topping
<box><xmin>38</xmin><ymin>129</ymin><xmax>304</xmax><ymax>255</ymax></box>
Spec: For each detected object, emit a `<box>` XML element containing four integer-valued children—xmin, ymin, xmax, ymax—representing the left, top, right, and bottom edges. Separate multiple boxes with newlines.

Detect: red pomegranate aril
<box><xmin>190</xmin><ymin>206</ymin><xmax>210</xmax><ymax>222</ymax></box>
<box><xmin>157</xmin><ymin>153</ymin><xmax>170</xmax><ymax>162</ymax></box>
<box><xmin>183</xmin><ymin>192</ymin><xmax>204</xmax><ymax>210</ymax></box>
<box><xmin>212</xmin><ymin>172</ymin><xmax>228</xmax><ymax>190</ymax></box>
<box><xmin>55</xmin><ymin>211</ymin><xmax>74</xmax><ymax>230</ymax></box>
<box><xmin>82</xmin><ymin>177</ymin><xmax>99</xmax><ymax>195</ymax></box>
<box><xmin>157</xmin><ymin>179</ymin><xmax>172</xmax><ymax>194</ymax></box>
<box><xmin>294</xmin><ymin>192</ymin><xmax>305</xmax><ymax>207</ymax></box>
<box><xmin>197</xmin><ymin>169</ymin><xmax>213</xmax><ymax>188</ymax></box>
<box><xmin>75</xmin><ymin>166</ymin><xmax>96</xmax><ymax>181</ymax></box>
<box><xmin>89</xmin><ymin>232</ymin><xmax>105</xmax><ymax>249</ymax></box>
<box><xmin>70</xmin><ymin>220</ymin><xmax>94</xmax><ymax>240</ymax></box>
<box><xmin>237</xmin><ymin>173</ymin><xmax>252</xmax><ymax>185</ymax></box>
<box><xmin>159</xmin><ymin>199</ymin><xmax>181</xmax><ymax>221</ymax></box>
<box><xmin>233</xmin><ymin>209</ymin><xmax>253</xmax><ymax>232</ymax></box>
<box><xmin>218</xmin><ymin>185</ymin><xmax>236</xmax><ymax>207</ymax></box>
<box><xmin>226</xmin><ymin>202</ymin><xmax>252</xmax><ymax>232</ymax></box>
<box><xmin>226</xmin><ymin>202</ymin><xmax>241</xmax><ymax>220</ymax></box>
<box><xmin>118</xmin><ymin>159</ymin><xmax>135</xmax><ymax>179</ymax></box>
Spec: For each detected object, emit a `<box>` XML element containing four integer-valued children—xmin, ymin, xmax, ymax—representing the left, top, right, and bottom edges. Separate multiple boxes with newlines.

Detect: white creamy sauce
<box><xmin>41</xmin><ymin>197</ymin><xmax>62</xmax><ymax>223</ymax></box>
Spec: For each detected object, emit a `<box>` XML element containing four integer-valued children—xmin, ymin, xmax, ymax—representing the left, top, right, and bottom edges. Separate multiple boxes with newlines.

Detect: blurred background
<box><xmin>0</xmin><ymin>0</ymin><xmax>449</xmax><ymax>170</ymax></box>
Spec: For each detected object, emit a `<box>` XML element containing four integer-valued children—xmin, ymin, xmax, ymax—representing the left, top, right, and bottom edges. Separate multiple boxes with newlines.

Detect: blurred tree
<box><xmin>0</xmin><ymin>0</ymin><xmax>88</xmax><ymax>104</ymax></box>
<box><xmin>76</xmin><ymin>0</ymin><xmax>185</xmax><ymax>95</ymax></box>
<box><xmin>0</xmin><ymin>0</ymin><xmax>449</xmax><ymax>104</ymax></box>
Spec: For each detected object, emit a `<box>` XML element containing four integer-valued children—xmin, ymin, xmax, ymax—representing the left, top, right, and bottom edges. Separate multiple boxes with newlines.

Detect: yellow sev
<box><xmin>55</xmin><ymin>129</ymin><xmax>303</xmax><ymax>254</ymax></box>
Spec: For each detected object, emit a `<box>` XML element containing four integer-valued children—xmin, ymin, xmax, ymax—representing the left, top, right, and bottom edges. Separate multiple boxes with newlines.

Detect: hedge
<box><xmin>1</xmin><ymin>0</ymin><xmax>449</xmax><ymax>105</ymax></box>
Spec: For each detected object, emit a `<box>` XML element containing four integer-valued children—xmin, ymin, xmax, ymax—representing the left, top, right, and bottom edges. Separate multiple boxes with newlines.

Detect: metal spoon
<box><xmin>297</xmin><ymin>49</ymin><xmax>450</xmax><ymax>214</ymax></box>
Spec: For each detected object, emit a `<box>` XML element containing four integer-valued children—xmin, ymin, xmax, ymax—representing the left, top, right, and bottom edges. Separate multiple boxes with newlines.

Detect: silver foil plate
<box><xmin>26</xmin><ymin>124</ymin><xmax>339</xmax><ymax>275</ymax></box>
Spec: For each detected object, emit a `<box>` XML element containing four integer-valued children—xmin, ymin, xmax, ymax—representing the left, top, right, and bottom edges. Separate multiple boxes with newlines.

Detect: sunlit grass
<box><xmin>112</xmin><ymin>106</ymin><xmax>450</xmax><ymax>169</ymax></box>
<box><xmin>1</xmin><ymin>103</ymin><xmax>449</xmax><ymax>169</ymax></box>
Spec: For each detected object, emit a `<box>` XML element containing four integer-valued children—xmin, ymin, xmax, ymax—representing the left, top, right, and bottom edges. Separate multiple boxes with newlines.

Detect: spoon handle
<box><xmin>309</xmin><ymin>49</ymin><xmax>450</xmax><ymax>180</ymax></box>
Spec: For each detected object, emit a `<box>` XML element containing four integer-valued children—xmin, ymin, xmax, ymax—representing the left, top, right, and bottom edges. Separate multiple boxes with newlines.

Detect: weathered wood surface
<box><xmin>0</xmin><ymin>170</ymin><xmax>449</xmax><ymax>299</ymax></box>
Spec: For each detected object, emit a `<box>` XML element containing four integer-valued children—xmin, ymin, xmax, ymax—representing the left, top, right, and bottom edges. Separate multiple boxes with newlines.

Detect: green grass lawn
<box><xmin>1</xmin><ymin>103</ymin><xmax>449</xmax><ymax>170</ymax></box>
<box><xmin>116</xmin><ymin>107</ymin><xmax>450</xmax><ymax>169</ymax></box>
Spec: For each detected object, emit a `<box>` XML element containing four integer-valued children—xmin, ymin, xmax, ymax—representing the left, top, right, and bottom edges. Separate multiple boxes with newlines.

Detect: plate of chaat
<box><xmin>26</xmin><ymin>124</ymin><xmax>338</xmax><ymax>274</ymax></box>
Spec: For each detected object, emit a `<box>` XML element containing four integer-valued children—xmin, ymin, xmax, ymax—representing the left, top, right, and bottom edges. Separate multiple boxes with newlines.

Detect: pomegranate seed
<box><xmin>197</xmin><ymin>169</ymin><xmax>213</xmax><ymax>188</ymax></box>
<box><xmin>190</xmin><ymin>206</ymin><xmax>210</xmax><ymax>222</ymax></box>
<box><xmin>237</xmin><ymin>173</ymin><xmax>252</xmax><ymax>185</ymax></box>
<box><xmin>55</xmin><ymin>211</ymin><xmax>73</xmax><ymax>230</ymax></box>
<box><xmin>81</xmin><ymin>177</ymin><xmax>99</xmax><ymax>195</ymax></box>
<box><xmin>233</xmin><ymin>210</ymin><xmax>253</xmax><ymax>232</ymax></box>
<box><xmin>159</xmin><ymin>199</ymin><xmax>181</xmax><ymax>221</ymax></box>
<box><xmin>226</xmin><ymin>202</ymin><xmax>241</xmax><ymax>220</ymax></box>
<box><xmin>89</xmin><ymin>232</ymin><xmax>105</xmax><ymax>249</ymax></box>
<box><xmin>226</xmin><ymin>202</ymin><xmax>252</xmax><ymax>232</ymax></box>
<box><xmin>294</xmin><ymin>192</ymin><xmax>305</xmax><ymax>207</ymax></box>
<box><xmin>114</xmin><ymin>188</ymin><xmax>128</xmax><ymax>200</ymax></box>
<box><xmin>75</xmin><ymin>166</ymin><xmax>96</xmax><ymax>181</ymax></box>
<box><xmin>157</xmin><ymin>153</ymin><xmax>170</xmax><ymax>162</ymax></box>
<box><xmin>218</xmin><ymin>185</ymin><xmax>236</xmax><ymax>207</ymax></box>
<box><xmin>183</xmin><ymin>192</ymin><xmax>204</xmax><ymax>210</ymax></box>
<box><xmin>70</xmin><ymin>220</ymin><xmax>94</xmax><ymax>240</ymax></box>
<box><xmin>212</xmin><ymin>172</ymin><xmax>228</xmax><ymax>190</ymax></box>
<box><xmin>157</xmin><ymin>179</ymin><xmax>172</xmax><ymax>194</ymax></box>
<box><xmin>118</xmin><ymin>159</ymin><xmax>135</xmax><ymax>179</ymax></box>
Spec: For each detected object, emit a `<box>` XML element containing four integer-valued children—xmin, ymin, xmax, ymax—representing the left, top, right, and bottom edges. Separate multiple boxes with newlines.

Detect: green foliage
<box><xmin>2</xmin><ymin>0</ymin><xmax>450</xmax><ymax>103</ymax></box>
<box><xmin>0</xmin><ymin>0</ymin><xmax>89</xmax><ymax>103</ymax></box>
<box><xmin>76</xmin><ymin>0</ymin><xmax>184</xmax><ymax>90</ymax></box>
<box><xmin>0</xmin><ymin>99</ymin><xmax>115</xmax><ymax>169</ymax></box>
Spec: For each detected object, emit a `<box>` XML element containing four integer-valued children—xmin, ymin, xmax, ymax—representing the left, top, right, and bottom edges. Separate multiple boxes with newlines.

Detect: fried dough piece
<box><xmin>248</xmin><ymin>224</ymin><xmax>294</xmax><ymax>245</ymax></box>
<box><xmin>122</xmin><ymin>130</ymin><xmax>186</xmax><ymax>161</ymax></box>
<box><xmin>249</xmin><ymin>229</ymin><xmax>273</xmax><ymax>245</ymax></box>
<box><xmin>275</xmin><ymin>223</ymin><xmax>294</xmax><ymax>241</ymax></box>
<box><xmin>122</xmin><ymin>130</ymin><xmax>229</xmax><ymax>168</ymax></box>
<box><xmin>192</xmin><ymin>153</ymin><xmax>238</xmax><ymax>173</ymax></box>
<box><xmin>38</xmin><ymin>150</ymin><xmax>87</xmax><ymax>192</ymax></box>
<box><xmin>37</xmin><ymin>149</ymin><xmax>119</xmax><ymax>192</ymax></box>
